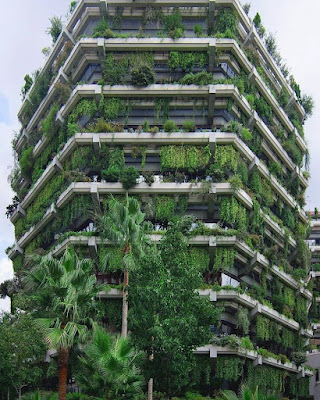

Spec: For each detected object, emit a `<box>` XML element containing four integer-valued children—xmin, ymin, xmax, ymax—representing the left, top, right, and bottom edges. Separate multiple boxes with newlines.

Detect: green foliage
<box><xmin>0</xmin><ymin>313</ymin><xmax>47</xmax><ymax>398</ymax></box>
<box><xmin>68</xmin><ymin>99</ymin><xmax>98</xmax><ymax>123</ymax></box>
<box><xmin>103</xmin><ymin>53</ymin><xmax>128</xmax><ymax>85</ymax></box>
<box><xmin>76</xmin><ymin>327</ymin><xmax>143</xmax><ymax>398</ymax></box>
<box><xmin>20</xmin><ymin>70</ymin><xmax>52</xmax><ymax>126</ymax></box>
<box><xmin>179</xmin><ymin>71</ymin><xmax>214</xmax><ymax>85</ymax></box>
<box><xmin>247</xmin><ymin>363</ymin><xmax>286</xmax><ymax>396</ymax></box>
<box><xmin>19</xmin><ymin>146</ymin><xmax>34</xmax><ymax>179</ymax></box>
<box><xmin>131</xmin><ymin>65</ymin><xmax>155</xmax><ymax>86</ymax></box>
<box><xmin>155</xmin><ymin>98</ymin><xmax>171</xmax><ymax>123</ymax></box>
<box><xmin>93</xmin><ymin>18</ymin><xmax>115</xmax><ymax>38</ymax></box>
<box><xmin>213</xmin><ymin>8</ymin><xmax>237</xmax><ymax>37</ymax></box>
<box><xmin>213</xmin><ymin>247</ymin><xmax>235</xmax><ymax>271</ymax></box>
<box><xmin>163</xmin><ymin>119</ymin><xmax>178</xmax><ymax>133</ymax></box>
<box><xmin>168</xmin><ymin>52</ymin><xmax>208</xmax><ymax>72</ymax></box>
<box><xmin>216</xmin><ymin>356</ymin><xmax>243</xmax><ymax>382</ymax></box>
<box><xmin>160</xmin><ymin>145</ymin><xmax>210</xmax><ymax>173</ymax></box>
<box><xmin>283</xmin><ymin>136</ymin><xmax>303</xmax><ymax>167</ymax></box>
<box><xmin>253</xmin><ymin>13</ymin><xmax>265</xmax><ymax>38</ymax></box>
<box><xmin>47</xmin><ymin>16</ymin><xmax>62</xmax><ymax>43</ymax></box>
<box><xmin>155</xmin><ymin>196</ymin><xmax>176</xmax><ymax>222</ymax></box>
<box><xmin>21</xmin><ymin>74</ymin><xmax>33</xmax><ymax>99</ymax></box>
<box><xmin>193</xmin><ymin>24</ymin><xmax>203</xmax><ymax>37</ymax></box>
<box><xmin>188</xmin><ymin>247</ymin><xmax>210</xmax><ymax>273</ymax></box>
<box><xmin>237</xmin><ymin>307</ymin><xmax>250</xmax><ymax>335</ymax></box>
<box><xmin>301</xmin><ymin>94</ymin><xmax>314</xmax><ymax>117</ymax></box>
<box><xmin>129</xmin><ymin>219</ymin><xmax>220</xmax><ymax>395</ymax></box>
<box><xmin>215</xmin><ymin>145</ymin><xmax>239</xmax><ymax>173</ymax></box>
<box><xmin>41</xmin><ymin>103</ymin><xmax>60</xmax><ymax>137</ymax></box>
<box><xmin>219</xmin><ymin>196</ymin><xmax>247</xmax><ymax>231</ymax></box>
<box><xmin>121</xmin><ymin>167</ymin><xmax>139</xmax><ymax>190</ymax></box>
<box><xmin>182</xmin><ymin>120</ymin><xmax>196</xmax><ymax>132</ymax></box>
<box><xmin>163</xmin><ymin>10</ymin><xmax>185</xmax><ymax>39</ymax></box>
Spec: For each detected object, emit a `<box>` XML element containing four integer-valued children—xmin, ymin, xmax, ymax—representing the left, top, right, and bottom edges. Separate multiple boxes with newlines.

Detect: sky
<box><xmin>0</xmin><ymin>0</ymin><xmax>319</xmax><ymax>312</ymax></box>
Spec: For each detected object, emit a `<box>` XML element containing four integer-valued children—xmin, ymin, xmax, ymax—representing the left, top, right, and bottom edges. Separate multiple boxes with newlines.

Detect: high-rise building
<box><xmin>6</xmin><ymin>0</ymin><xmax>314</xmax><ymax>397</ymax></box>
<box><xmin>307</xmin><ymin>210</ymin><xmax>320</xmax><ymax>398</ymax></box>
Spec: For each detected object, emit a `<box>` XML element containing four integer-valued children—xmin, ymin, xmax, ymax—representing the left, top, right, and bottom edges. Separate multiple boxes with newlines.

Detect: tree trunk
<box><xmin>121</xmin><ymin>267</ymin><xmax>129</xmax><ymax>337</ymax></box>
<box><xmin>18</xmin><ymin>388</ymin><xmax>21</xmax><ymax>400</ymax></box>
<box><xmin>58</xmin><ymin>347</ymin><xmax>69</xmax><ymax>400</ymax></box>
<box><xmin>148</xmin><ymin>378</ymin><xmax>153</xmax><ymax>400</ymax></box>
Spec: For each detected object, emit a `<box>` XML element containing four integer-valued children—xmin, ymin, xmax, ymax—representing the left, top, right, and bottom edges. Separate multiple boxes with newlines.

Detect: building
<box><xmin>6</xmin><ymin>0</ymin><xmax>313</xmax><ymax>397</ymax></box>
<box><xmin>307</xmin><ymin>210</ymin><xmax>320</xmax><ymax>398</ymax></box>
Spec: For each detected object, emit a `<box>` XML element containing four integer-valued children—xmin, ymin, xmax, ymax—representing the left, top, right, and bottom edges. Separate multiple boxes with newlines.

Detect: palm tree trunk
<box><xmin>121</xmin><ymin>267</ymin><xmax>129</xmax><ymax>337</ymax></box>
<box><xmin>148</xmin><ymin>378</ymin><xmax>153</xmax><ymax>400</ymax></box>
<box><xmin>58</xmin><ymin>347</ymin><xmax>69</xmax><ymax>400</ymax></box>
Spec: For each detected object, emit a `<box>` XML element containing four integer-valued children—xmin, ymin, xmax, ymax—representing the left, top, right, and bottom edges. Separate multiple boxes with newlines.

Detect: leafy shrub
<box><xmin>47</xmin><ymin>16</ymin><xmax>62</xmax><ymax>43</ymax></box>
<box><xmin>121</xmin><ymin>167</ymin><xmax>139</xmax><ymax>190</ymax></box>
<box><xmin>163</xmin><ymin>10</ymin><xmax>185</xmax><ymax>39</ymax></box>
<box><xmin>131</xmin><ymin>65</ymin><xmax>155</xmax><ymax>86</ymax></box>
<box><xmin>93</xmin><ymin>18</ymin><xmax>115</xmax><ymax>38</ymax></box>
<box><xmin>143</xmin><ymin>171</ymin><xmax>154</xmax><ymax>186</ymax></box>
<box><xmin>102</xmin><ymin>166</ymin><xmax>121</xmax><ymax>182</ymax></box>
<box><xmin>241</xmin><ymin>336</ymin><xmax>254</xmax><ymax>350</ymax></box>
<box><xmin>163</xmin><ymin>120</ymin><xmax>177</xmax><ymax>133</ymax></box>
<box><xmin>180</xmin><ymin>71</ymin><xmax>214</xmax><ymax>85</ymax></box>
<box><xmin>182</xmin><ymin>120</ymin><xmax>196</xmax><ymax>132</ymax></box>
<box><xmin>193</xmin><ymin>24</ymin><xmax>203</xmax><ymax>37</ymax></box>
<box><xmin>20</xmin><ymin>147</ymin><xmax>34</xmax><ymax>179</ymax></box>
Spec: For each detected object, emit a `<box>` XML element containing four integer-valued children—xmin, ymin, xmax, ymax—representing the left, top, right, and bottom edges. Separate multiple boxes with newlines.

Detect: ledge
<box><xmin>17</xmin><ymin>204</ymin><xmax>56</xmax><ymax>249</ymax></box>
<box><xmin>199</xmin><ymin>289</ymin><xmax>301</xmax><ymax>331</ymax></box>
<box><xmin>40</xmin><ymin>234</ymin><xmax>308</xmax><ymax>298</ymax></box>
<box><xmin>194</xmin><ymin>345</ymin><xmax>311</xmax><ymax>375</ymax></box>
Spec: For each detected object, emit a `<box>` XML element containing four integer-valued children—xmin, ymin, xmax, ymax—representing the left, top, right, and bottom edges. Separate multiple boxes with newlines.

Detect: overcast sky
<box><xmin>0</xmin><ymin>0</ymin><xmax>319</xmax><ymax>312</ymax></box>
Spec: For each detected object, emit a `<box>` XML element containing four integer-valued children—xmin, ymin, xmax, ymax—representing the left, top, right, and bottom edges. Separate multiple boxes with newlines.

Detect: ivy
<box><xmin>188</xmin><ymin>247</ymin><xmax>210</xmax><ymax>273</ymax></box>
<box><xmin>213</xmin><ymin>8</ymin><xmax>238</xmax><ymax>37</ymax></box>
<box><xmin>160</xmin><ymin>145</ymin><xmax>211</xmax><ymax>173</ymax></box>
<box><xmin>215</xmin><ymin>145</ymin><xmax>239</xmax><ymax>173</ymax></box>
<box><xmin>256</xmin><ymin>315</ymin><xmax>270</xmax><ymax>341</ymax></box>
<box><xmin>168</xmin><ymin>52</ymin><xmax>208</xmax><ymax>72</ymax></box>
<box><xmin>68</xmin><ymin>99</ymin><xmax>98</xmax><ymax>123</ymax></box>
<box><xmin>219</xmin><ymin>196</ymin><xmax>247</xmax><ymax>231</ymax></box>
<box><xmin>98</xmin><ymin>246</ymin><xmax>123</xmax><ymax>272</ymax></box>
<box><xmin>155</xmin><ymin>196</ymin><xmax>176</xmax><ymax>222</ymax></box>
<box><xmin>213</xmin><ymin>247</ymin><xmax>235</xmax><ymax>271</ymax></box>
<box><xmin>216</xmin><ymin>356</ymin><xmax>244</xmax><ymax>382</ymax></box>
<box><xmin>155</xmin><ymin>98</ymin><xmax>171</xmax><ymax>123</ymax></box>
<box><xmin>247</xmin><ymin>364</ymin><xmax>286</xmax><ymax>395</ymax></box>
<box><xmin>103</xmin><ymin>53</ymin><xmax>128</xmax><ymax>85</ymax></box>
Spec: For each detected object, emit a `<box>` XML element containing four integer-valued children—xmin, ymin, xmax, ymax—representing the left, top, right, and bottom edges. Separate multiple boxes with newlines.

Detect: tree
<box><xmin>129</xmin><ymin>218</ymin><xmax>221</xmax><ymax>397</ymax></box>
<box><xmin>0</xmin><ymin>313</ymin><xmax>47</xmax><ymax>400</ymax></box>
<box><xmin>76</xmin><ymin>326</ymin><xmax>143</xmax><ymax>399</ymax></box>
<box><xmin>96</xmin><ymin>195</ymin><xmax>151</xmax><ymax>337</ymax></box>
<box><xmin>47</xmin><ymin>16</ymin><xmax>63</xmax><ymax>43</ymax></box>
<box><xmin>24</xmin><ymin>248</ymin><xmax>105</xmax><ymax>400</ymax></box>
<box><xmin>0</xmin><ymin>277</ymin><xmax>20</xmax><ymax>314</ymax></box>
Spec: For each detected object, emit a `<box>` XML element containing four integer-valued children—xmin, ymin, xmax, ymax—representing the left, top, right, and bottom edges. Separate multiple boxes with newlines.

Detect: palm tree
<box><xmin>96</xmin><ymin>195</ymin><xmax>151</xmax><ymax>337</ymax></box>
<box><xmin>0</xmin><ymin>278</ymin><xmax>20</xmax><ymax>314</ymax></box>
<box><xmin>24</xmin><ymin>248</ymin><xmax>105</xmax><ymax>400</ymax></box>
<box><xmin>76</xmin><ymin>326</ymin><xmax>143</xmax><ymax>398</ymax></box>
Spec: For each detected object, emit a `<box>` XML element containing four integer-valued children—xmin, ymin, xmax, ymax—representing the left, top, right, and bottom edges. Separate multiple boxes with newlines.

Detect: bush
<box><xmin>121</xmin><ymin>167</ymin><xmax>139</xmax><ymax>190</ymax></box>
<box><xmin>47</xmin><ymin>16</ymin><xmax>62</xmax><ymax>43</ymax></box>
<box><xmin>102</xmin><ymin>165</ymin><xmax>121</xmax><ymax>182</ymax></box>
<box><xmin>163</xmin><ymin>120</ymin><xmax>177</xmax><ymax>133</ymax></box>
<box><xmin>131</xmin><ymin>65</ymin><xmax>155</xmax><ymax>86</ymax></box>
<box><xmin>183</xmin><ymin>120</ymin><xmax>196</xmax><ymax>132</ymax></box>
<box><xmin>163</xmin><ymin>10</ymin><xmax>185</xmax><ymax>39</ymax></box>
<box><xmin>291</xmin><ymin>351</ymin><xmax>307</xmax><ymax>366</ymax></box>
<box><xmin>20</xmin><ymin>147</ymin><xmax>34</xmax><ymax>179</ymax></box>
<box><xmin>143</xmin><ymin>171</ymin><xmax>154</xmax><ymax>186</ymax></box>
<box><xmin>193</xmin><ymin>24</ymin><xmax>203</xmax><ymax>37</ymax></box>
